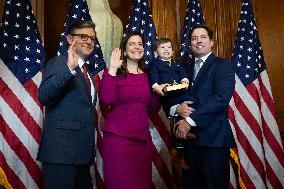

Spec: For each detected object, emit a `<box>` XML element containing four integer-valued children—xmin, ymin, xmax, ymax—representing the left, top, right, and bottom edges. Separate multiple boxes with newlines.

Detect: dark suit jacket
<box><xmin>149</xmin><ymin>58</ymin><xmax>187</xmax><ymax>86</ymax></box>
<box><xmin>180</xmin><ymin>53</ymin><xmax>236</xmax><ymax>148</ymax></box>
<box><xmin>149</xmin><ymin>58</ymin><xmax>197</xmax><ymax>117</ymax></box>
<box><xmin>37</xmin><ymin>55</ymin><xmax>96</xmax><ymax>165</ymax></box>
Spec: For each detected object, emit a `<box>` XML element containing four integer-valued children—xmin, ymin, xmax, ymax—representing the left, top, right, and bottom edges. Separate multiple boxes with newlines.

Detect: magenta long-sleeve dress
<box><xmin>99</xmin><ymin>70</ymin><xmax>160</xmax><ymax>189</ymax></box>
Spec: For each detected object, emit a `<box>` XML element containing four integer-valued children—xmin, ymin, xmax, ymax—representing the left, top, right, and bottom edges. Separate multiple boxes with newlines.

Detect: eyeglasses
<box><xmin>71</xmin><ymin>33</ymin><xmax>96</xmax><ymax>42</ymax></box>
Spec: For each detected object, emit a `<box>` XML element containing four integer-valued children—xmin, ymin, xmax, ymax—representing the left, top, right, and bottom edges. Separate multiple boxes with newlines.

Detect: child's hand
<box><xmin>181</xmin><ymin>79</ymin><xmax>189</xmax><ymax>84</ymax></box>
<box><xmin>154</xmin><ymin>84</ymin><xmax>168</xmax><ymax>96</ymax></box>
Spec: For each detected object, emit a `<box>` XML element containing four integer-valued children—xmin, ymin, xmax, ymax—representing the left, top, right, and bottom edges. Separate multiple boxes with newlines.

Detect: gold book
<box><xmin>163</xmin><ymin>81</ymin><xmax>189</xmax><ymax>94</ymax></box>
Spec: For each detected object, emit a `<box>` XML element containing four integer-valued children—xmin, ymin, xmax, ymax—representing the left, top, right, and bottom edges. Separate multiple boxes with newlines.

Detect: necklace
<box><xmin>127</xmin><ymin>67</ymin><xmax>141</xmax><ymax>74</ymax></box>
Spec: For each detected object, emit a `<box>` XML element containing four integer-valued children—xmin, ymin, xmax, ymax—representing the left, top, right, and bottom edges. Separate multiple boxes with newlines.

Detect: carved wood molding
<box><xmin>0</xmin><ymin>1</ymin><xmax>4</xmax><ymax>24</ymax></box>
<box><xmin>211</xmin><ymin>0</ymin><xmax>240</xmax><ymax>59</ymax></box>
<box><xmin>34</xmin><ymin>0</ymin><xmax>44</xmax><ymax>41</ymax></box>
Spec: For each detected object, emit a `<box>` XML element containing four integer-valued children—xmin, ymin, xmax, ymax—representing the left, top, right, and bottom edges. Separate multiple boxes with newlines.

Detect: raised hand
<box><xmin>67</xmin><ymin>40</ymin><xmax>79</xmax><ymax>70</ymax></box>
<box><xmin>109</xmin><ymin>48</ymin><xmax>123</xmax><ymax>76</ymax></box>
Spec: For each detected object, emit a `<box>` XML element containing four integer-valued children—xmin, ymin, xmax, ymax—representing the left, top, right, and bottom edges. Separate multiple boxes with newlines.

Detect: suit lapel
<box><xmin>192</xmin><ymin>54</ymin><xmax>215</xmax><ymax>89</ymax></box>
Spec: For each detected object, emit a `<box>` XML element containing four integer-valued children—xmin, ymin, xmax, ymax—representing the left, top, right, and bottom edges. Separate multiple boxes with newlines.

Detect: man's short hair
<box><xmin>67</xmin><ymin>20</ymin><xmax>96</xmax><ymax>35</ymax></box>
<box><xmin>154</xmin><ymin>38</ymin><xmax>173</xmax><ymax>51</ymax></box>
<box><xmin>189</xmin><ymin>24</ymin><xmax>213</xmax><ymax>40</ymax></box>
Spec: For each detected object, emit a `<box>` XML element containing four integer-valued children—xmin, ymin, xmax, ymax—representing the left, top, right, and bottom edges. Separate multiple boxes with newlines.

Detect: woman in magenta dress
<box><xmin>99</xmin><ymin>31</ymin><xmax>160</xmax><ymax>189</ymax></box>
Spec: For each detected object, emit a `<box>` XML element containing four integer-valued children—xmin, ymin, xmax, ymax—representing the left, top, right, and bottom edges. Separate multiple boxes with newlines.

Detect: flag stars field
<box><xmin>0</xmin><ymin>0</ymin><xmax>46</xmax><ymax>188</ymax></box>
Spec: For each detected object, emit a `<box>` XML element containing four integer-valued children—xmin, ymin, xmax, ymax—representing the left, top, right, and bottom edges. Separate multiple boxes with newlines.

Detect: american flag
<box><xmin>0</xmin><ymin>0</ymin><xmax>45</xmax><ymax>188</ymax></box>
<box><xmin>229</xmin><ymin>0</ymin><xmax>284</xmax><ymax>188</ymax></box>
<box><xmin>124</xmin><ymin>0</ymin><xmax>157</xmax><ymax>65</ymax></box>
<box><xmin>124</xmin><ymin>0</ymin><xmax>181</xmax><ymax>188</ymax></box>
<box><xmin>180</xmin><ymin>0</ymin><xmax>205</xmax><ymax>58</ymax></box>
<box><xmin>56</xmin><ymin>0</ymin><xmax>106</xmax><ymax>188</ymax></box>
<box><xmin>57</xmin><ymin>0</ymin><xmax>106</xmax><ymax>75</ymax></box>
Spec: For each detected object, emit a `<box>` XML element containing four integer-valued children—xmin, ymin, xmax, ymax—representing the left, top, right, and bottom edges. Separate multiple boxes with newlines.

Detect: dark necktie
<box><xmin>82</xmin><ymin>64</ymin><xmax>91</xmax><ymax>94</ymax></box>
<box><xmin>194</xmin><ymin>59</ymin><xmax>203</xmax><ymax>79</ymax></box>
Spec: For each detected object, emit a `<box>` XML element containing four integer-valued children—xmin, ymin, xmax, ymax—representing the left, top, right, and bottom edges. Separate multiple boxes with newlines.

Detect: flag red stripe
<box><xmin>228</xmin><ymin>1</ymin><xmax>284</xmax><ymax>187</ymax></box>
<box><xmin>232</xmin><ymin>90</ymin><xmax>263</xmax><ymax>142</ymax></box>
<box><xmin>94</xmin><ymin>164</ymin><xmax>105</xmax><ymax>189</ymax></box>
<box><xmin>231</xmin><ymin>148</ymin><xmax>256</xmax><ymax>189</ymax></box>
<box><xmin>246</xmin><ymin>82</ymin><xmax>261</xmax><ymax>108</ymax></box>
<box><xmin>231</xmin><ymin>122</ymin><xmax>266</xmax><ymax>185</ymax></box>
<box><xmin>149</xmin><ymin>113</ymin><xmax>172</xmax><ymax>149</ymax></box>
<box><xmin>228</xmin><ymin>106</ymin><xmax>267</xmax><ymax>185</ymax></box>
<box><xmin>150</xmin><ymin>113</ymin><xmax>182</xmax><ymax>188</ymax></box>
<box><xmin>94</xmin><ymin>76</ymin><xmax>106</xmax><ymax>189</ymax></box>
<box><xmin>0</xmin><ymin>119</ymin><xmax>43</xmax><ymax>188</ymax></box>
<box><xmin>258</xmin><ymin>78</ymin><xmax>284</xmax><ymax>167</ymax></box>
<box><xmin>258</xmin><ymin>76</ymin><xmax>277</xmax><ymax>115</ymax></box>
<box><xmin>228</xmin><ymin>183</ymin><xmax>235</xmax><ymax>189</ymax></box>
<box><xmin>96</xmin><ymin>133</ymin><xmax>103</xmax><ymax>157</ymax></box>
<box><xmin>23</xmin><ymin>79</ymin><xmax>42</xmax><ymax>109</ymax></box>
<box><xmin>152</xmin><ymin>145</ymin><xmax>174</xmax><ymax>189</ymax></box>
<box><xmin>262</xmin><ymin>118</ymin><xmax>284</xmax><ymax>167</ymax></box>
<box><xmin>94</xmin><ymin>108</ymin><xmax>104</xmax><ymax>189</ymax></box>
<box><xmin>265</xmin><ymin>159</ymin><xmax>283</xmax><ymax>188</ymax></box>
<box><xmin>0</xmin><ymin>150</ymin><xmax>26</xmax><ymax>189</ymax></box>
<box><xmin>0</xmin><ymin>79</ymin><xmax>41</xmax><ymax>143</ymax></box>
<box><xmin>232</xmin><ymin>148</ymin><xmax>256</xmax><ymax>189</ymax></box>
<box><xmin>228</xmin><ymin>109</ymin><xmax>259</xmax><ymax>189</ymax></box>
<box><xmin>238</xmin><ymin>159</ymin><xmax>257</xmax><ymax>189</ymax></box>
<box><xmin>250</xmin><ymin>78</ymin><xmax>284</xmax><ymax>167</ymax></box>
<box><xmin>94</xmin><ymin>109</ymin><xmax>103</xmax><ymax>152</ymax></box>
<box><xmin>230</xmin><ymin>78</ymin><xmax>284</xmax><ymax>188</ymax></box>
<box><xmin>246</xmin><ymin>77</ymin><xmax>276</xmax><ymax>120</ymax></box>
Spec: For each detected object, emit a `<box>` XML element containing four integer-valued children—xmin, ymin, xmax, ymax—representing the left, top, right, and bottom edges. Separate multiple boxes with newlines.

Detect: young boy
<box><xmin>149</xmin><ymin>38</ymin><xmax>188</xmax><ymax>97</ymax></box>
<box><xmin>149</xmin><ymin>38</ymin><xmax>197</xmax><ymax>169</ymax></box>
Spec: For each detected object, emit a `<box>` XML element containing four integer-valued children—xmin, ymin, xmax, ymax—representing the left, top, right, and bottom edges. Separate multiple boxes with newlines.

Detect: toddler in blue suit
<box><xmin>149</xmin><ymin>38</ymin><xmax>197</xmax><ymax>169</ymax></box>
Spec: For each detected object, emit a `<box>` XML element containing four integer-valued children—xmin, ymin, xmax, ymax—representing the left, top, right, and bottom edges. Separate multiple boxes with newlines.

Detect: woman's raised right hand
<box><xmin>109</xmin><ymin>48</ymin><xmax>123</xmax><ymax>76</ymax></box>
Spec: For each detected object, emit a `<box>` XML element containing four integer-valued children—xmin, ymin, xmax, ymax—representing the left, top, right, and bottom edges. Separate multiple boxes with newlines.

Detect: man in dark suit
<box><xmin>37</xmin><ymin>20</ymin><xmax>97</xmax><ymax>189</ymax></box>
<box><xmin>172</xmin><ymin>25</ymin><xmax>236</xmax><ymax>189</ymax></box>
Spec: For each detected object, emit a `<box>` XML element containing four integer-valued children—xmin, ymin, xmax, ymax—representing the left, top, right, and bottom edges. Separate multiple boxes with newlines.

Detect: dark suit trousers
<box><xmin>182</xmin><ymin>142</ymin><xmax>230</xmax><ymax>189</ymax></box>
<box><xmin>42</xmin><ymin>162</ymin><xmax>91</xmax><ymax>189</ymax></box>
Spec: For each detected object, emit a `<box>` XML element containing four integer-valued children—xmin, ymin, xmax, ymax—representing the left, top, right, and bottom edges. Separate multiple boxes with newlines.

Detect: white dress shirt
<box><xmin>69</xmin><ymin>58</ymin><xmax>95</xmax><ymax>102</ymax></box>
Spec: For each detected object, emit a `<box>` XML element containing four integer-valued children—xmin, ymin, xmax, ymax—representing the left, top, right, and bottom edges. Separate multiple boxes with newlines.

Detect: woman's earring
<box><xmin>123</xmin><ymin>52</ymin><xmax>127</xmax><ymax>57</ymax></box>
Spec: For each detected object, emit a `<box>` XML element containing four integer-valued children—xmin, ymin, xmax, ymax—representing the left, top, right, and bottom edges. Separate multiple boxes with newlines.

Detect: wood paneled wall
<box><xmin>0</xmin><ymin>1</ymin><xmax>4</xmax><ymax>25</ymax></box>
<box><xmin>150</xmin><ymin>0</ymin><xmax>180</xmax><ymax>58</ymax></box>
<box><xmin>255</xmin><ymin>0</ymin><xmax>284</xmax><ymax>133</ymax></box>
<box><xmin>0</xmin><ymin>0</ymin><xmax>283</xmax><ymax>135</ymax></box>
<box><xmin>44</xmin><ymin>0</ymin><xmax>71</xmax><ymax>59</ymax></box>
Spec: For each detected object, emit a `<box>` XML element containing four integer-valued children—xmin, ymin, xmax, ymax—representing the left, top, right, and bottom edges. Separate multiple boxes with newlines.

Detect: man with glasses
<box><xmin>37</xmin><ymin>20</ymin><xmax>97</xmax><ymax>189</ymax></box>
<box><xmin>171</xmin><ymin>24</ymin><xmax>236</xmax><ymax>189</ymax></box>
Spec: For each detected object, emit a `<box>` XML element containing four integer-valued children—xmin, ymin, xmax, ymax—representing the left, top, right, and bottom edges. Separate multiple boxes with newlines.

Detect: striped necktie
<box><xmin>82</xmin><ymin>64</ymin><xmax>91</xmax><ymax>93</ymax></box>
<box><xmin>194</xmin><ymin>59</ymin><xmax>203</xmax><ymax>79</ymax></box>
